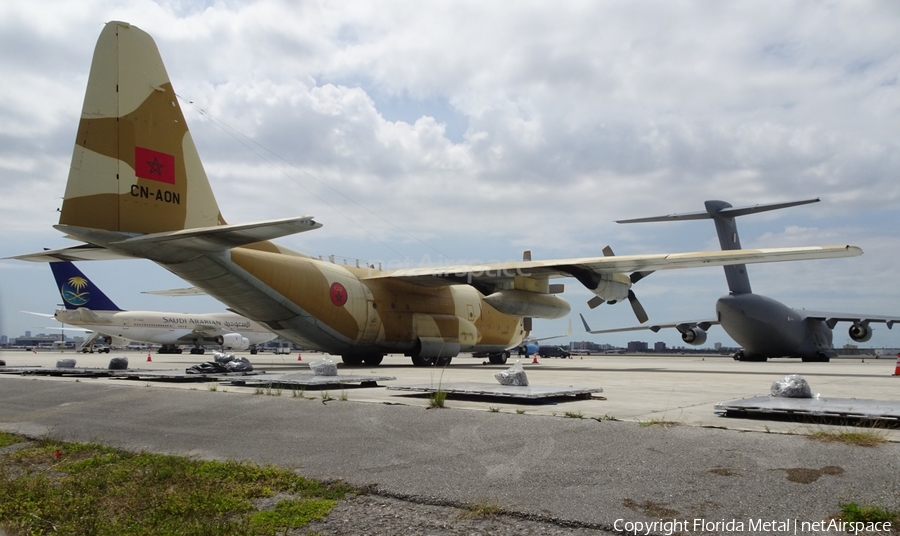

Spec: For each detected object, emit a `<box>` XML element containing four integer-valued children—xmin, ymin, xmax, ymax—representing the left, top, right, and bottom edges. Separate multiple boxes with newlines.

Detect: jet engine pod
<box><xmin>220</xmin><ymin>333</ymin><xmax>250</xmax><ymax>350</ymax></box>
<box><xmin>681</xmin><ymin>327</ymin><xmax>708</xmax><ymax>346</ymax></box>
<box><xmin>848</xmin><ymin>322</ymin><xmax>873</xmax><ymax>343</ymax></box>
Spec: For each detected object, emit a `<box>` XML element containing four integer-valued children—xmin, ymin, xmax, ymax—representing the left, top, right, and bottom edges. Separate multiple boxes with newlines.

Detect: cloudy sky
<box><xmin>1</xmin><ymin>0</ymin><xmax>898</xmax><ymax>350</ymax></box>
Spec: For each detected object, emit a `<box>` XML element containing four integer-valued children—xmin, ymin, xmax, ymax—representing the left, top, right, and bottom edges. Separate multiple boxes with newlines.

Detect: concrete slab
<box><xmin>388</xmin><ymin>382</ymin><xmax>603</xmax><ymax>400</ymax></box>
<box><xmin>716</xmin><ymin>395</ymin><xmax>900</xmax><ymax>422</ymax></box>
<box><xmin>230</xmin><ymin>372</ymin><xmax>396</xmax><ymax>388</ymax></box>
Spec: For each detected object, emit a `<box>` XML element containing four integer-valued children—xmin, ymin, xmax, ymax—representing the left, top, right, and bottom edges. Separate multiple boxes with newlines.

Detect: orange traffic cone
<box><xmin>146</xmin><ymin>352</ymin><xmax>152</xmax><ymax>362</ymax></box>
<box><xmin>702</xmin><ymin>357</ymin><xmax>705</xmax><ymax>361</ymax></box>
<box><xmin>532</xmin><ymin>355</ymin><xmax>539</xmax><ymax>364</ymax></box>
<box><xmin>893</xmin><ymin>354</ymin><xmax>900</xmax><ymax>376</ymax></box>
<box><xmin>297</xmin><ymin>353</ymin><xmax>302</xmax><ymax>361</ymax></box>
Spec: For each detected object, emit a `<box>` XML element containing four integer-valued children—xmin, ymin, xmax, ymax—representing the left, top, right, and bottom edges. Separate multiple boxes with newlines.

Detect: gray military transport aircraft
<box><xmin>11</xmin><ymin>22</ymin><xmax>863</xmax><ymax>367</ymax></box>
<box><xmin>580</xmin><ymin>199</ymin><xmax>899</xmax><ymax>362</ymax></box>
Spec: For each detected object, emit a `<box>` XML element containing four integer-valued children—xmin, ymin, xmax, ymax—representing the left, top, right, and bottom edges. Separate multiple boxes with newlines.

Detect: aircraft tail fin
<box><xmin>49</xmin><ymin>262</ymin><xmax>123</xmax><ymax>312</ymax></box>
<box><xmin>617</xmin><ymin>198</ymin><xmax>821</xmax><ymax>295</ymax></box>
<box><xmin>60</xmin><ymin>21</ymin><xmax>224</xmax><ymax>236</ymax></box>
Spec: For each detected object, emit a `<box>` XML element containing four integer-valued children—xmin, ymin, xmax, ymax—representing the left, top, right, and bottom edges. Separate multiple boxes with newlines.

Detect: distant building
<box><xmin>654</xmin><ymin>341</ymin><xmax>667</xmax><ymax>352</ymax></box>
<box><xmin>627</xmin><ymin>341</ymin><xmax>649</xmax><ymax>353</ymax></box>
<box><xmin>714</xmin><ymin>342</ymin><xmax>722</xmax><ymax>351</ymax></box>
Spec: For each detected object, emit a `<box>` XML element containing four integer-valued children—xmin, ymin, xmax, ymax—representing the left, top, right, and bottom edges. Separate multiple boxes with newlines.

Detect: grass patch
<box><xmin>488</xmin><ymin>407</ymin><xmax>500</xmax><ymax>413</ymax></box>
<box><xmin>564</xmin><ymin>411</ymin><xmax>583</xmax><ymax>419</ymax></box>
<box><xmin>515</xmin><ymin>410</ymin><xmax>525</xmax><ymax>415</ymax></box>
<box><xmin>0</xmin><ymin>433</ymin><xmax>23</xmax><ymax>448</ymax></box>
<box><xmin>0</xmin><ymin>434</ymin><xmax>351</xmax><ymax>535</ymax></box>
<box><xmin>808</xmin><ymin>429</ymin><xmax>887</xmax><ymax>447</ymax></box>
<box><xmin>461</xmin><ymin>501</ymin><xmax>503</xmax><ymax>519</ymax></box>
<box><xmin>639</xmin><ymin>418</ymin><xmax>682</xmax><ymax>428</ymax></box>
<box><xmin>428</xmin><ymin>390</ymin><xmax>447</xmax><ymax>409</ymax></box>
<box><xmin>837</xmin><ymin>502</ymin><xmax>900</xmax><ymax>524</ymax></box>
<box><xmin>206</xmin><ymin>382</ymin><xmax>218</xmax><ymax>392</ymax></box>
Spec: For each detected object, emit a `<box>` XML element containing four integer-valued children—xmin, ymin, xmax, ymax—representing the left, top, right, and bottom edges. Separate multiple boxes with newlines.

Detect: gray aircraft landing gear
<box><xmin>488</xmin><ymin>351</ymin><xmax>510</xmax><ymax>365</ymax></box>
<box><xmin>410</xmin><ymin>355</ymin><xmax>453</xmax><ymax>367</ymax></box>
<box><xmin>734</xmin><ymin>350</ymin><xmax>767</xmax><ymax>362</ymax></box>
<box><xmin>190</xmin><ymin>347</ymin><xmax>205</xmax><ymax>355</ymax></box>
<box><xmin>802</xmin><ymin>352</ymin><xmax>830</xmax><ymax>363</ymax></box>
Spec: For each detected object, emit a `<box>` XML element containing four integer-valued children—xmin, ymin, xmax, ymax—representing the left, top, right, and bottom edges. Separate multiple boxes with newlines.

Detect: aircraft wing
<box><xmin>366</xmin><ymin>245</ymin><xmax>861</xmax><ymax>287</ymax></box>
<box><xmin>579</xmin><ymin>313</ymin><xmax>718</xmax><ymax>334</ymax></box>
<box><xmin>800</xmin><ymin>311</ymin><xmax>899</xmax><ymax>329</ymax></box>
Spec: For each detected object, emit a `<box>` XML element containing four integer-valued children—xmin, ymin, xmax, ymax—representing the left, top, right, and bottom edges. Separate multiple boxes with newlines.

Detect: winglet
<box><xmin>579</xmin><ymin>313</ymin><xmax>593</xmax><ymax>333</ymax></box>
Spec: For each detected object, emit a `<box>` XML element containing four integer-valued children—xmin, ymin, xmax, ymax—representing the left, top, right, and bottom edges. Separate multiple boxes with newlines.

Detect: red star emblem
<box><xmin>330</xmin><ymin>282</ymin><xmax>348</xmax><ymax>306</ymax></box>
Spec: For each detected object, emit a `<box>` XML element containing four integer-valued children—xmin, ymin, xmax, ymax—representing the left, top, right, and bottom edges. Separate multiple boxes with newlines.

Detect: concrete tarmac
<box><xmin>1</xmin><ymin>349</ymin><xmax>899</xmax><ymax>532</ymax></box>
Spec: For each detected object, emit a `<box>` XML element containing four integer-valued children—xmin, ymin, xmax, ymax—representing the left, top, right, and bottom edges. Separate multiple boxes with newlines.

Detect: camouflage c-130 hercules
<box><xmin>12</xmin><ymin>21</ymin><xmax>862</xmax><ymax>366</ymax></box>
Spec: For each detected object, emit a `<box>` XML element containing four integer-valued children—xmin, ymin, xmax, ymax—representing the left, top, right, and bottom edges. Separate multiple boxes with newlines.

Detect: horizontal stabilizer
<box><xmin>617</xmin><ymin>198</ymin><xmax>820</xmax><ymax>223</ymax></box>
<box><xmin>110</xmin><ymin>216</ymin><xmax>322</xmax><ymax>250</ymax></box>
<box><xmin>8</xmin><ymin>244</ymin><xmax>136</xmax><ymax>263</ymax></box>
<box><xmin>142</xmin><ymin>287</ymin><xmax>207</xmax><ymax>297</ymax></box>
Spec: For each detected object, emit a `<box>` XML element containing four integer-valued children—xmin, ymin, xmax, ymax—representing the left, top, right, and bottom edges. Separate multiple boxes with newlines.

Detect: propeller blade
<box><xmin>630</xmin><ymin>270</ymin><xmax>655</xmax><ymax>284</ymax></box>
<box><xmin>602</xmin><ymin>245</ymin><xmax>615</xmax><ymax>257</ymax></box>
<box><xmin>523</xmin><ymin>317</ymin><xmax>533</xmax><ymax>332</ymax></box>
<box><xmin>587</xmin><ymin>296</ymin><xmax>605</xmax><ymax>309</ymax></box>
<box><xmin>628</xmin><ymin>289</ymin><xmax>649</xmax><ymax>324</ymax></box>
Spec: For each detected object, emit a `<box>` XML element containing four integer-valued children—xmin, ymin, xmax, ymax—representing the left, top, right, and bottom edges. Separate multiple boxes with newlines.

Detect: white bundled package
<box><xmin>494</xmin><ymin>360</ymin><xmax>529</xmax><ymax>386</ymax></box>
<box><xmin>213</xmin><ymin>352</ymin><xmax>235</xmax><ymax>364</ymax></box>
<box><xmin>309</xmin><ymin>355</ymin><xmax>338</xmax><ymax>376</ymax></box>
<box><xmin>770</xmin><ymin>374</ymin><xmax>813</xmax><ymax>398</ymax></box>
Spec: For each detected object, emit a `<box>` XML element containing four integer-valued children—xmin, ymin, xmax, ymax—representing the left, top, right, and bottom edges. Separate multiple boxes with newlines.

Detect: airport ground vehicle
<box><xmin>538</xmin><ymin>345</ymin><xmax>571</xmax><ymax>358</ymax></box>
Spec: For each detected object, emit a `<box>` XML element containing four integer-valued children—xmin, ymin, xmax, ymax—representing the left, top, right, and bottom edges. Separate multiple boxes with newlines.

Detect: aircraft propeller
<box><xmin>586</xmin><ymin>246</ymin><xmax>652</xmax><ymax>324</ymax></box>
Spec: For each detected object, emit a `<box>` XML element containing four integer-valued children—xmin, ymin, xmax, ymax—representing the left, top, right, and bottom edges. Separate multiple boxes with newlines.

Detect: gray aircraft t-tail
<box><xmin>581</xmin><ymin>199</ymin><xmax>899</xmax><ymax>362</ymax></box>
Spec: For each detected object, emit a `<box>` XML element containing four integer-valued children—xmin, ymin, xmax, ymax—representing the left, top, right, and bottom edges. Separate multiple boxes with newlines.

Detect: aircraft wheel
<box><xmin>362</xmin><ymin>354</ymin><xmax>384</xmax><ymax>366</ymax></box>
<box><xmin>250</xmin><ymin>349</ymin><xmax>258</xmax><ymax>355</ymax></box>
<box><xmin>435</xmin><ymin>356</ymin><xmax>453</xmax><ymax>367</ymax></box>
<box><xmin>411</xmin><ymin>355</ymin><xmax>434</xmax><ymax>367</ymax></box>
<box><xmin>733</xmin><ymin>351</ymin><xmax>743</xmax><ymax>361</ymax></box>
<box><xmin>488</xmin><ymin>352</ymin><xmax>510</xmax><ymax>365</ymax></box>
<box><xmin>341</xmin><ymin>355</ymin><xmax>364</xmax><ymax>366</ymax></box>
<box><xmin>175</xmin><ymin>348</ymin><xmax>183</xmax><ymax>354</ymax></box>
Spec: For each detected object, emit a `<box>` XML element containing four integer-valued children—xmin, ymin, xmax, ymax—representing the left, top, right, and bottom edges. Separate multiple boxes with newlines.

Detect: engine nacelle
<box><xmin>681</xmin><ymin>327</ymin><xmax>708</xmax><ymax>346</ymax></box>
<box><xmin>218</xmin><ymin>333</ymin><xmax>250</xmax><ymax>350</ymax></box>
<box><xmin>591</xmin><ymin>273</ymin><xmax>631</xmax><ymax>303</ymax></box>
<box><xmin>848</xmin><ymin>323</ymin><xmax>872</xmax><ymax>343</ymax></box>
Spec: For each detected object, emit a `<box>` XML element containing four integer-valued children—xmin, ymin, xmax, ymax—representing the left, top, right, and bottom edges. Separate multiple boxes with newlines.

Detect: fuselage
<box><xmin>715</xmin><ymin>293</ymin><xmax>835</xmax><ymax>359</ymax></box>
<box><xmin>128</xmin><ymin>244</ymin><xmax>530</xmax><ymax>359</ymax></box>
<box><xmin>54</xmin><ymin>309</ymin><xmax>277</xmax><ymax>347</ymax></box>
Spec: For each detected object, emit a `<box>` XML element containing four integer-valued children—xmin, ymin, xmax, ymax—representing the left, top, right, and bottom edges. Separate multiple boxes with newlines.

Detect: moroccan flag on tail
<box><xmin>135</xmin><ymin>146</ymin><xmax>176</xmax><ymax>184</ymax></box>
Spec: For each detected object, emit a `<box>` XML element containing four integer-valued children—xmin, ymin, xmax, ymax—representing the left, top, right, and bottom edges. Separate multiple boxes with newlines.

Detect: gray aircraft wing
<box><xmin>799</xmin><ymin>311</ymin><xmax>899</xmax><ymax>329</ymax></box>
<box><xmin>579</xmin><ymin>313</ymin><xmax>718</xmax><ymax>334</ymax></box>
